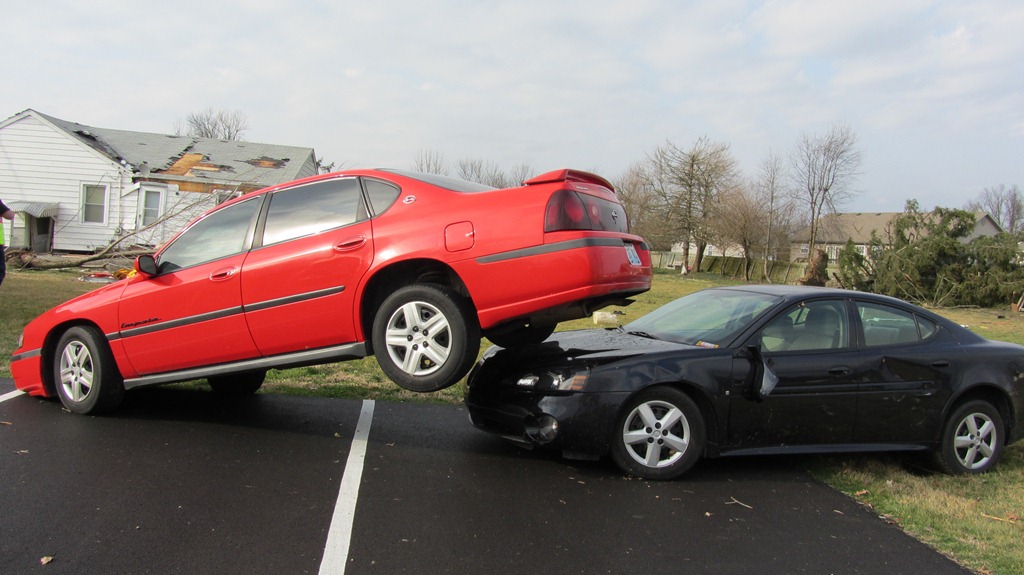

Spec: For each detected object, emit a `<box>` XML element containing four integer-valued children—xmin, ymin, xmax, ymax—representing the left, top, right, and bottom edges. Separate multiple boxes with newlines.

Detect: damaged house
<box><xmin>0</xmin><ymin>109</ymin><xmax>318</xmax><ymax>253</ymax></box>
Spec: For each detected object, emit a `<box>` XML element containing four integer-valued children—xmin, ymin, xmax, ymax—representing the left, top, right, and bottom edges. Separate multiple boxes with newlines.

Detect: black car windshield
<box><xmin>625</xmin><ymin>289</ymin><xmax>782</xmax><ymax>347</ymax></box>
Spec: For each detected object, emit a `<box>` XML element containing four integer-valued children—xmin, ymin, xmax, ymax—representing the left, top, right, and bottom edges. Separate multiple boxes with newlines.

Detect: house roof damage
<box><xmin>31</xmin><ymin>110</ymin><xmax>317</xmax><ymax>194</ymax></box>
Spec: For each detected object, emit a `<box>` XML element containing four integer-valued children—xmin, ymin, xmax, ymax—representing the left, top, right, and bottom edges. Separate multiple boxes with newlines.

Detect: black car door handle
<box><xmin>931</xmin><ymin>360</ymin><xmax>951</xmax><ymax>368</ymax></box>
<box><xmin>828</xmin><ymin>366</ymin><xmax>850</xmax><ymax>376</ymax></box>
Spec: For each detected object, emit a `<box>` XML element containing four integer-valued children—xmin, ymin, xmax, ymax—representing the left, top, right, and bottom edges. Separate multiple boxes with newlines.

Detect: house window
<box><xmin>82</xmin><ymin>184</ymin><xmax>108</xmax><ymax>224</ymax></box>
<box><xmin>141</xmin><ymin>189</ymin><xmax>162</xmax><ymax>227</ymax></box>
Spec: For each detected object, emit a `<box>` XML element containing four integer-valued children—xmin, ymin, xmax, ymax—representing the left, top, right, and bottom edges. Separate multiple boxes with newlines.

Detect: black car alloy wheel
<box><xmin>610</xmin><ymin>386</ymin><xmax>705</xmax><ymax>480</ymax></box>
<box><xmin>936</xmin><ymin>400</ymin><xmax>1003</xmax><ymax>474</ymax></box>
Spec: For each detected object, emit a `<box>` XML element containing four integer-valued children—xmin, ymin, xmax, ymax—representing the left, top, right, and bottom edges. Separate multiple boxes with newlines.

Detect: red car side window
<box><xmin>157</xmin><ymin>197</ymin><xmax>262</xmax><ymax>272</ymax></box>
<box><xmin>262</xmin><ymin>178</ymin><xmax>365</xmax><ymax>245</ymax></box>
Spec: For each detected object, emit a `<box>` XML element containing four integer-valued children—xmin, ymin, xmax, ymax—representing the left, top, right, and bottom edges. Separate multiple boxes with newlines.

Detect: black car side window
<box><xmin>857</xmin><ymin>301</ymin><xmax>928</xmax><ymax>346</ymax></box>
<box><xmin>262</xmin><ymin>178</ymin><xmax>366</xmax><ymax>246</ymax></box>
<box><xmin>157</xmin><ymin>197</ymin><xmax>262</xmax><ymax>272</ymax></box>
<box><xmin>761</xmin><ymin>300</ymin><xmax>848</xmax><ymax>352</ymax></box>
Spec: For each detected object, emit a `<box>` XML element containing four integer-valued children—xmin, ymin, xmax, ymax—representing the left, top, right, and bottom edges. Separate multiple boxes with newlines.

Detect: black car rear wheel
<box><xmin>372</xmin><ymin>284</ymin><xmax>480</xmax><ymax>392</ymax></box>
<box><xmin>610</xmin><ymin>387</ymin><xmax>705</xmax><ymax>480</ymax></box>
<box><xmin>53</xmin><ymin>326</ymin><xmax>124</xmax><ymax>414</ymax></box>
<box><xmin>935</xmin><ymin>400</ymin><xmax>1003</xmax><ymax>474</ymax></box>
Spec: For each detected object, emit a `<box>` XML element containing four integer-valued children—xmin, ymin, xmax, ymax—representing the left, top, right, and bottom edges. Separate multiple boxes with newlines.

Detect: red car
<box><xmin>11</xmin><ymin>168</ymin><xmax>652</xmax><ymax>413</ymax></box>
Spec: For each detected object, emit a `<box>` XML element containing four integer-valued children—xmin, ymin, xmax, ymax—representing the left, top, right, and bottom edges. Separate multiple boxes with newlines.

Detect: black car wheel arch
<box><xmin>609</xmin><ymin>386</ymin><xmax>707</xmax><ymax>480</ymax></box>
<box><xmin>935</xmin><ymin>398</ymin><xmax>1006</xmax><ymax>474</ymax></box>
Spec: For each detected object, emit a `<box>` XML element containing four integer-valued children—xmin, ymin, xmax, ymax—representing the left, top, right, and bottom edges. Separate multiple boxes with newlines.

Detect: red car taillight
<box><xmin>545</xmin><ymin>190</ymin><xmax>590</xmax><ymax>231</ymax></box>
<box><xmin>544</xmin><ymin>190</ymin><xmax>629</xmax><ymax>233</ymax></box>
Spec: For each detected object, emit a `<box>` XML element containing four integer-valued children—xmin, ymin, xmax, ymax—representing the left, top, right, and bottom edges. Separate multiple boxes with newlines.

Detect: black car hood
<box><xmin>483</xmin><ymin>328</ymin><xmax>696</xmax><ymax>364</ymax></box>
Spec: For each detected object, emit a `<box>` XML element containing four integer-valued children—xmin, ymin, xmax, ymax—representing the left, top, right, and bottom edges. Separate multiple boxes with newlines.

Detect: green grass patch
<box><xmin>4</xmin><ymin>267</ymin><xmax>1024</xmax><ymax>573</ymax></box>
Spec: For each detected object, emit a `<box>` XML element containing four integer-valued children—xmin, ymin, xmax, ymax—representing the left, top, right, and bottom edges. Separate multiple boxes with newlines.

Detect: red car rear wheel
<box><xmin>372</xmin><ymin>284</ymin><xmax>480</xmax><ymax>392</ymax></box>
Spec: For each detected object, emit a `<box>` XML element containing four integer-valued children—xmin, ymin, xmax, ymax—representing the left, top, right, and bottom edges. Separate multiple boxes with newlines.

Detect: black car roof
<box><xmin>706</xmin><ymin>284</ymin><xmax>982</xmax><ymax>342</ymax></box>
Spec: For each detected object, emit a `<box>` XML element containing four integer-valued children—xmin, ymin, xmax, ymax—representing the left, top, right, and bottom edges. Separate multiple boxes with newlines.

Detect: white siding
<box><xmin>120</xmin><ymin>184</ymin><xmax>219</xmax><ymax>248</ymax></box>
<box><xmin>0</xmin><ymin>114</ymin><xmax>128</xmax><ymax>251</ymax></box>
<box><xmin>294</xmin><ymin>155</ymin><xmax>319</xmax><ymax>179</ymax></box>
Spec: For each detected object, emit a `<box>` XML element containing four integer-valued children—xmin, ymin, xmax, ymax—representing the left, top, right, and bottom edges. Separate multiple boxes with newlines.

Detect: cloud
<box><xmin>2</xmin><ymin>0</ymin><xmax>1021</xmax><ymax>211</ymax></box>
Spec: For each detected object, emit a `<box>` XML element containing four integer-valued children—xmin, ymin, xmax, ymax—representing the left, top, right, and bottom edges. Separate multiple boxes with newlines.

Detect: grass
<box><xmin>3</xmin><ymin>267</ymin><xmax>1023</xmax><ymax>573</ymax></box>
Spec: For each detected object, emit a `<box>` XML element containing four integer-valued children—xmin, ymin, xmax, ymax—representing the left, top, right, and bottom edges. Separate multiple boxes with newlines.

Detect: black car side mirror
<box><xmin>135</xmin><ymin>254</ymin><xmax>158</xmax><ymax>277</ymax></box>
<box><xmin>748</xmin><ymin>345</ymin><xmax>779</xmax><ymax>401</ymax></box>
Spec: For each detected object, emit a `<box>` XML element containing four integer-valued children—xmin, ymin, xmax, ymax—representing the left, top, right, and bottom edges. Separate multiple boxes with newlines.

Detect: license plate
<box><xmin>625</xmin><ymin>243</ymin><xmax>642</xmax><ymax>266</ymax></box>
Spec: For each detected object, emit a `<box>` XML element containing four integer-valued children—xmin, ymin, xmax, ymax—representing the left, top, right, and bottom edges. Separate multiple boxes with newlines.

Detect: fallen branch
<box><xmin>15</xmin><ymin>249</ymin><xmax>154</xmax><ymax>271</ymax></box>
<box><xmin>725</xmin><ymin>496</ymin><xmax>752</xmax><ymax>509</ymax></box>
<box><xmin>981</xmin><ymin>513</ymin><xmax>1018</xmax><ymax>525</ymax></box>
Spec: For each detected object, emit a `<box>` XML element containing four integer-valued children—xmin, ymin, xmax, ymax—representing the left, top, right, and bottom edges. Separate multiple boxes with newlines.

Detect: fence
<box><xmin>650</xmin><ymin>251</ymin><xmax>808</xmax><ymax>284</ymax></box>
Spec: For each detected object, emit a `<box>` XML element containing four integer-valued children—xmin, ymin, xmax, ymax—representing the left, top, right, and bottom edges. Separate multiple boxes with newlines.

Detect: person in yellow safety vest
<box><xmin>0</xmin><ymin>199</ymin><xmax>15</xmax><ymax>286</ymax></box>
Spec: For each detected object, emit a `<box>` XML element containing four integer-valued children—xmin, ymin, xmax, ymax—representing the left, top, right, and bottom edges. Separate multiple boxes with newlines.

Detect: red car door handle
<box><xmin>209</xmin><ymin>266</ymin><xmax>239</xmax><ymax>281</ymax></box>
<box><xmin>335</xmin><ymin>235</ymin><xmax>367</xmax><ymax>251</ymax></box>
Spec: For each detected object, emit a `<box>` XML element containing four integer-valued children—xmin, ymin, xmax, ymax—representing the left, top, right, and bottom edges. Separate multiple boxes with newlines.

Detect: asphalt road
<box><xmin>0</xmin><ymin>378</ymin><xmax>971</xmax><ymax>575</ymax></box>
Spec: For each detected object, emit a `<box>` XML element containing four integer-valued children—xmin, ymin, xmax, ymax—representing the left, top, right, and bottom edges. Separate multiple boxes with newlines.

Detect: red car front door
<box><xmin>117</xmin><ymin>197</ymin><xmax>264</xmax><ymax>376</ymax></box>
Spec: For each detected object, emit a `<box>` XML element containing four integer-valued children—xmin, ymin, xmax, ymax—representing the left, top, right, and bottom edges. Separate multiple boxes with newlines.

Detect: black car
<box><xmin>465</xmin><ymin>285</ymin><xmax>1024</xmax><ymax>479</ymax></box>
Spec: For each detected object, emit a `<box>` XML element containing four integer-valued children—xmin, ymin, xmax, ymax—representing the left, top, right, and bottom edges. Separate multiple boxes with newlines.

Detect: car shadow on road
<box><xmin>92</xmin><ymin>385</ymin><xmax>365</xmax><ymax>439</ymax></box>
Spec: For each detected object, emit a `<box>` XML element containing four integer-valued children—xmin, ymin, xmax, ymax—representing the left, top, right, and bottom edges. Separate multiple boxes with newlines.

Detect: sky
<box><xmin>3</xmin><ymin>0</ymin><xmax>1022</xmax><ymax>213</ymax></box>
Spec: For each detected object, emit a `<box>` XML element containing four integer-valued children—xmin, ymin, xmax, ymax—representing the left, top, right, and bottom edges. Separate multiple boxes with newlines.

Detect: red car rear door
<box><xmin>240</xmin><ymin>176</ymin><xmax>374</xmax><ymax>355</ymax></box>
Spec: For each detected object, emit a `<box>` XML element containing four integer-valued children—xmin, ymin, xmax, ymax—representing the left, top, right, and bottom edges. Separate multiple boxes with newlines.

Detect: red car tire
<box><xmin>372</xmin><ymin>284</ymin><xmax>481</xmax><ymax>392</ymax></box>
<box><xmin>53</xmin><ymin>326</ymin><xmax>125</xmax><ymax>414</ymax></box>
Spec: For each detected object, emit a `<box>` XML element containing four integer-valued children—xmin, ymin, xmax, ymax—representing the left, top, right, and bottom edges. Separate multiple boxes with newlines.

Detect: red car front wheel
<box><xmin>53</xmin><ymin>326</ymin><xmax>124</xmax><ymax>414</ymax></box>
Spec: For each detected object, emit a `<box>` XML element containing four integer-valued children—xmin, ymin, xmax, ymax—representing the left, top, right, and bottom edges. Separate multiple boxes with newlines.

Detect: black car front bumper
<box><xmin>465</xmin><ymin>386</ymin><xmax>630</xmax><ymax>458</ymax></box>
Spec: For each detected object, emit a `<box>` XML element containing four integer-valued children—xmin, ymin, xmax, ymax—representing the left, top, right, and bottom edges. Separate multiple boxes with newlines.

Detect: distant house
<box><xmin>789</xmin><ymin>211</ymin><xmax>1003</xmax><ymax>262</ymax></box>
<box><xmin>0</xmin><ymin>109</ymin><xmax>318</xmax><ymax>253</ymax></box>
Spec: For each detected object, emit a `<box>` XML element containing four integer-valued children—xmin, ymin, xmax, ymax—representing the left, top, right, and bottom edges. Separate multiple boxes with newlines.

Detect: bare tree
<box><xmin>413</xmin><ymin>149</ymin><xmax>450</xmax><ymax>175</ymax></box>
<box><xmin>964</xmin><ymin>184</ymin><xmax>1023</xmax><ymax>233</ymax></box>
<box><xmin>315</xmin><ymin>155</ymin><xmax>337</xmax><ymax>174</ymax></box>
<box><xmin>174</xmin><ymin>108</ymin><xmax>250</xmax><ymax>140</ymax></box>
<box><xmin>506</xmin><ymin>163</ymin><xmax>535</xmax><ymax>186</ymax></box>
<box><xmin>615</xmin><ymin>161</ymin><xmax>672</xmax><ymax>250</ymax></box>
<box><xmin>756</xmin><ymin>150</ymin><xmax>792</xmax><ymax>281</ymax></box>
<box><xmin>715</xmin><ymin>182</ymin><xmax>765</xmax><ymax>280</ymax></box>
<box><xmin>456</xmin><ymin>157</ymin><xmax>511</xmax><ymax>187</ymax></box>
<box><xmin>647</xmin><ymin>137</ymin><xmax>737</xmax><ymax>273</ymax></box>
<box><xmin>789</xmin><ymin>123</ymin><xmax>862</xmax><ymax>258</ymax></box>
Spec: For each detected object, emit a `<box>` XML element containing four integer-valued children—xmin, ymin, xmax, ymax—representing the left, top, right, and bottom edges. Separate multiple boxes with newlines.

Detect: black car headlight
<box><xmin>515</xmin><ymin>368</ymin><xmax>589</xmax><ymax>391</ymax></box>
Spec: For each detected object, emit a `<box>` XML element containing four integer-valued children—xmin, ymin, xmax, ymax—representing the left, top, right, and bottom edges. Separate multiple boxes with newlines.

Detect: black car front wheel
<box><xmin>372</xmin><ymin>284</ymin><xmax>480</xmax><ymax>392</ymax></box>
<box><xmin>610</xmin><ymin>387</ymin><xmax>705</xmax><ymax>480</ymax></box>
<box><xmin>935</xmin><ymin>400</ymin><xmax>1003</xmax><ymax>474</ymax></box>
<box><xmin>53</xmin><ymin>326</ymin><xmax>124</xmax><ymax>414</ymax></box>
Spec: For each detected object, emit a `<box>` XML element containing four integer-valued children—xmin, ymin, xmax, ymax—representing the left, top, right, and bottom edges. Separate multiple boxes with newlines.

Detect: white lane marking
<box><xmin>0</xmin><ymin>390</ymin><xmax>26</xmax><ymax>403</ymax></box>
<box><xmin>319</xmin><ymin>399</ymin><xmax>375</xmax><ymax>575</ymax></box>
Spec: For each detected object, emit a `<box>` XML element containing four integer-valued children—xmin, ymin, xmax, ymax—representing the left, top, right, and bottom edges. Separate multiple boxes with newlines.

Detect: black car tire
<box><xmin>53</xmin><ymin>326</ymin><xmax>125</xmax><ymax>414</ymax></box>
<box><xmin>208</xmin><ymin>370</ymin><xmax>266</xmax><ymax>396</ymax></box>
<box><xmin>372</xmin><ymin>284</ymin><xmax>480</xmax><ymax>392</ymax></box>
<box><xmin>934</xmin><ymin>400</ymin><xmax>1003</xmax><ymax>474</ymax></box>
<box><xmin>485</xmin><ymin>322</ymin><xmax>557</xmax><ymax>348</ymax></box>
<box><xmin>610</xmin><ymin>386</ymin><xmax>705</xmax><ymax>480</ymax></box>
